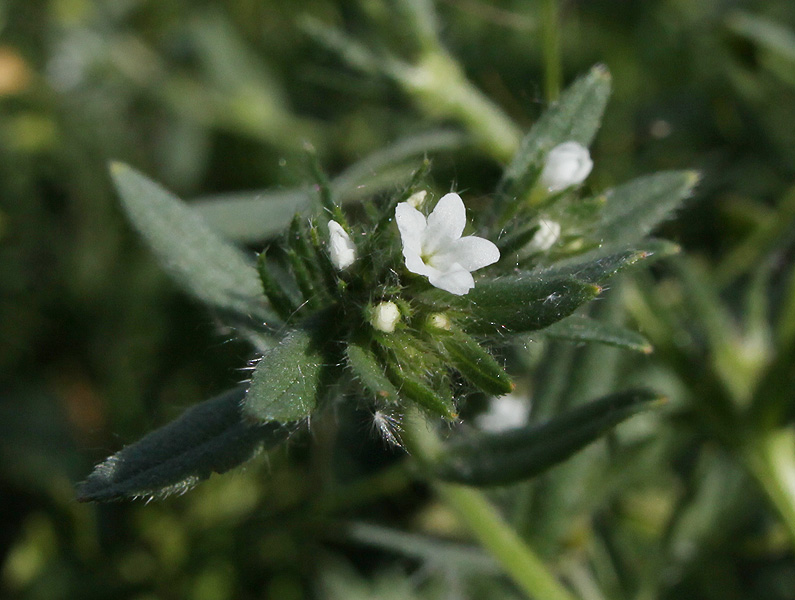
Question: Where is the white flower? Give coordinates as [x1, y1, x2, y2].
[371, 301, 401, 333]
[539, 141, 593, 192]
[328, 220, 356, 270]
[395, 192, 500, 296]
[476, 393, 530, 432]
[529, 219, 561, 251]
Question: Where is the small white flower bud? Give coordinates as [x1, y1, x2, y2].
[328, 220, 356, 270]
[427, 313, 452, 331]
[529, 219, 561, 251]
[407, 190, 427, 209]
[539, 141, 593, 192]
[371, 301, 401, 333]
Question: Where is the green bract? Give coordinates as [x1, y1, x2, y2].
[78, 66, 698, 502]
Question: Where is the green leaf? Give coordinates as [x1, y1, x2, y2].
[597, 171, 699, 245]
[244, 328, 326, 423]
[110, 163, 272, 323]
[76, 388, 286, 502]
[342, 522, 499, 573]
[434, 389, 662, 486]
[540, 239, 680, 284]
[748, 339, 795, 430]
[542, 316, 652, 353]
[192, 129, 469, 242]
[498, 64, 611, 202]
[726, 11, 795, 63]
[346, 341, 400, 402]
[425, 276, 601, 335]
[438, 330, 514, 395]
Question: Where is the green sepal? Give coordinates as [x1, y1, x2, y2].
[244, 327, 326, 423]
[434, 389, 663, 486]
[438, 330, 514, 396]
[386, 365, 458, 421]
[346, 340, 400, 402]
[376, 333, 458, 420]
[418, 276, 601, 335]
[497, 64, 612, 204]
[596, 171, 699, 245]
[542, 316, 653, 353]
[77, 388, 287, 502]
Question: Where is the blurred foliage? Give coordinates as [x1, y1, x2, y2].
[1, 0, 794, 599]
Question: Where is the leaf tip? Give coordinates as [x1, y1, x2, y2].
[591, 63, 612, 81]
[685, 170, 701, 188]
[652, 394, 669, 407]
[109, 161, 129, 177]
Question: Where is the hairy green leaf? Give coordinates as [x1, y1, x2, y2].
[427, 276, 601, 335]
[110, 163, 272, 323]
[192, 129, 469, 242]
[435, 389, 662, 486]
[539, 239, 680, 284]
[542, 316, 652, 353]
[77, 388, 286, 502]
[244, 328, 326, 423]
[597, 171, 699, 244]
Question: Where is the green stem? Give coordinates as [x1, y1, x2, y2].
[542, 0, 562, 103]
[392, 52, 523, 163]
[403, 410, 577, 600]
[743, 428, 795, 551]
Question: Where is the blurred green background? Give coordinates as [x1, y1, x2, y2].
[1, 0, 794, 598]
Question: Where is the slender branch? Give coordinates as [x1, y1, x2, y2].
[402, 409, 578, 600]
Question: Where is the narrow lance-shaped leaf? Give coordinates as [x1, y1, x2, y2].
[110, 163, 272, 323]
[542, 315, 653, 353]
[497, 64, 612, 203]
[538, 239, 680, 284]
[244, 328, 326, 423]
[434, 389, 663, 486]
[192, 129, 469, 243]
[77, 388, 287, 502]
[596, 171, 699, 245]
[418, 276, 601, 335]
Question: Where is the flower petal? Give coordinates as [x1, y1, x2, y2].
[403, 248, 434, 277]
[428, 264, 475, 296]
[395, 202, 426, 254]
[328, 220, 357, 270]
[423, 193, 466, 254]
[434, 235, 500, 272]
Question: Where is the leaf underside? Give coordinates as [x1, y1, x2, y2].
[77, 388, 286, 502]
